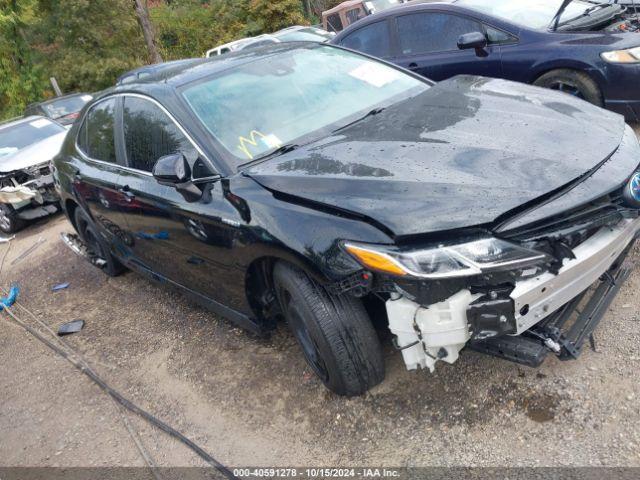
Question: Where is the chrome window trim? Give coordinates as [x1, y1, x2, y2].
[75, 92, 215, 179]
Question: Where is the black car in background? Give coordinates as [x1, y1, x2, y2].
[24, 92, 93, 127]
[53, 43, 640, 396]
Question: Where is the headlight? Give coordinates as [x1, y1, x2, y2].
[343, 238, 550, 279]
[601, 47, 640, 63]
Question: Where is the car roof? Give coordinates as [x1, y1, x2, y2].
[118, 58, 207, 82]
[116, 43, 324, 90]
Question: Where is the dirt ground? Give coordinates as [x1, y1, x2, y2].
[1, 126, 639, 470]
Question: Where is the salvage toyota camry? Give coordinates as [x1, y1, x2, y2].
[53, 43, 640, 396]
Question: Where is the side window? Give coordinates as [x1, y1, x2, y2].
[123, 96, 196, 173]
[326, 13, 343, 33]
[397, 12, 482, 55]
[81, 98, 117, 163]
[341, 21, 391, 57]
[486, 26, 516, 44]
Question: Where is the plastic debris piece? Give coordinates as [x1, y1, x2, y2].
[57, 319, 85, 336]
[0, 235, 15, 243]
[136, 231, 170, 240]
[0, 285, 19, 311]
[52, 282, 70, 292]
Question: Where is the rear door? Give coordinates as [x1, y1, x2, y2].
[392, 11, 502, 81]
[74, 97, 131, 247]
[116, 95, 239, 306]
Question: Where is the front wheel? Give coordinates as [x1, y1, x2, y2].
[533, 69, 603, 106]
[0, 204, 25, 234]
[273, 262, 384, 396]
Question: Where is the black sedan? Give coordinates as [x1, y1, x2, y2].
[332, 0, 640, 120]
[53, 43, 640, 396]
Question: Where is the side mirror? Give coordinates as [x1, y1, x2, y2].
[458, 31, 488, 51]
[152, 153, 190, 185]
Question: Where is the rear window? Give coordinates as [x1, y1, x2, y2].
[0, 118, 64, 159]
[78, 98, 117, 163]
[43, 95, 92, 119]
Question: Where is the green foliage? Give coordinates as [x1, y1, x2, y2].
[0, 0, 47, 119]
[248, 0, 306, 33]
[0, 0, 316, 120]
[34, 0, 147, 93]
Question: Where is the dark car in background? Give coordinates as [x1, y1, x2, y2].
[24, 92, 93, 127]
[54, 43, 640, 396]
[333, 0, 640, 120]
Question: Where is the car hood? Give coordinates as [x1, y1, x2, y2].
[0, 131, 67, 173]
[246, 76, 628, 238]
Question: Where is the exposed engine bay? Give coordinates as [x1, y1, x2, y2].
[603, 17, 640, 32]
[0, 162, 59, 220]
[556, 1, 640, 32]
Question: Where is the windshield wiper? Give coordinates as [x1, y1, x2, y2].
[257, 143, 300, 160]
[332, 107, 386, 134]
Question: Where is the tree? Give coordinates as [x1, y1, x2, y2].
[248, 0, 306, 33]
[0, 0, 45, 118]
[133, 0, 163, 63]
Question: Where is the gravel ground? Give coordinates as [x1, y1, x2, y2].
[0, 125, 639, 469]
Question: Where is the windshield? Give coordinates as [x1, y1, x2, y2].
[182, 45, 427, 165]
[275, 28, 333, 42]
[456, 0, 603, 29]
[43, 94, 92, 119]
[0, 118, 64, 159]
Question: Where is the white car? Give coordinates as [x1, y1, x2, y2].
[205, 26, 334, 58]
[0, 116, 67, 233]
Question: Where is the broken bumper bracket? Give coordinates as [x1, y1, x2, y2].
[469, 245, 634, 368]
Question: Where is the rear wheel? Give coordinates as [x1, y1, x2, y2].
[74, 208, 125, 277]
[533, 69, 603, 106]
[0, 204, 25, 234]
[273, 262, 384, 396]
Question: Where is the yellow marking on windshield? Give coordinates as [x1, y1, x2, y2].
[237, 130, 282, 160]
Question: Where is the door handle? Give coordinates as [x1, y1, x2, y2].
[408, 62, 419, 70]
[119, 185, 135, 201]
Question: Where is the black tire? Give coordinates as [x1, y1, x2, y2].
[533, 69, 603, 106]
[74, 207, 125, 277]
[0, 204, 25, 234]
[273, 262, 384, 396]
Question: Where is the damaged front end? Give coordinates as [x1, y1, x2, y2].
[339, 185, 640, 373]
[0, 162, 59, 221]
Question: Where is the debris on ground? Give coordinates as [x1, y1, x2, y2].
[57, 319, 85, 336]
[52, 282, 70, 292]
[10, 237, 45, 266]
[0, 285, 19, 311]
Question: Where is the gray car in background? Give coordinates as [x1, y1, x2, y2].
[0, 116, 66, 233]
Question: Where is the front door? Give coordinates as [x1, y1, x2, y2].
[116, 95, 241, 308]
[392, 11, 503, 81]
